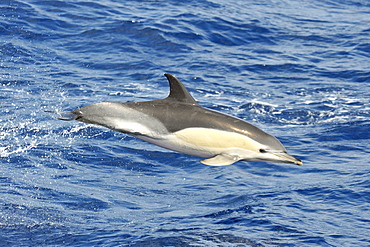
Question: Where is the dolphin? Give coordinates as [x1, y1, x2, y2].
[59, 73, 302, 166]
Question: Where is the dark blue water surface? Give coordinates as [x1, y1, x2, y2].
[1, 0, 370, 246]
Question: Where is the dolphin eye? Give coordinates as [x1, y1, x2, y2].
[259, 149, 267, 153]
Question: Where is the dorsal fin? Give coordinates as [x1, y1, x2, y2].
[164, 73, 199, 105]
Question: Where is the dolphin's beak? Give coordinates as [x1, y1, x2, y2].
[58, 111, 78, 121]
[271, 152, 303, 166]
[45, 110, 78, 121]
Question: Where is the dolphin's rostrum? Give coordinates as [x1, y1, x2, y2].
[60, 74, 302, 166]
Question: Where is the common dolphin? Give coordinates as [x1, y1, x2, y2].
[60, 73, 302, 166]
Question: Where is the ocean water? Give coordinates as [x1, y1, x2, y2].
[1, 0, 370, 246]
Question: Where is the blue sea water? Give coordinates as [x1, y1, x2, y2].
[1, 0, 370, 246]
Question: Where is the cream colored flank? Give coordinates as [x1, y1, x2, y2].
[173, 128, 261, 152]
[137, 127, 266, 166]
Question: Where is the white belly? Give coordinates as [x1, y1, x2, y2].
[136, 127, 263, 160]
